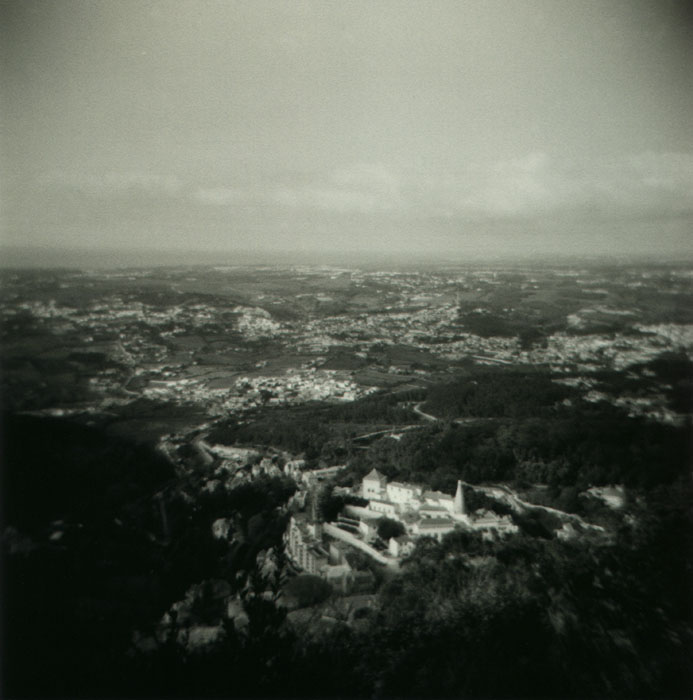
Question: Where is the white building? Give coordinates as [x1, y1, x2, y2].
[388, 535, 416, 557]
[358, 472, 517, 545]
[358, 518, 380, 541]
[411, 518, 456, 541]
[423, 490, 455, 513]
[386, 481, 423, 508]
[284, 459, 306, 478]
[369, 500, 398, 517]
[468, 509, 517, 534]
[362, 468, 387, 499]
[285, 514, 329, 575]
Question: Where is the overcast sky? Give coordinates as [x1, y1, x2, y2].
[2, 0, 692, 265]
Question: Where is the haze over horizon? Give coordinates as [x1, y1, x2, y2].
[2, 0, 692, 267]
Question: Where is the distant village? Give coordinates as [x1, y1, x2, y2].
[5, 265, 692, 425]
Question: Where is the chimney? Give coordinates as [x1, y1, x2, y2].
[454, 480, 465, 516]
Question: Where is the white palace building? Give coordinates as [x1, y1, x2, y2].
[360, 468, 517, 543]
[284, 468, 517, 581]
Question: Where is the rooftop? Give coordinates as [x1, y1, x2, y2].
[417, 518, 455, 528]
[388, 481, 418, 490]
[424, 490, 453, 501]
[364, 468, 387, 482]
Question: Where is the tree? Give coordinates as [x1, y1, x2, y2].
[283, 574, 332, 608]
[377, 517, 405, 541]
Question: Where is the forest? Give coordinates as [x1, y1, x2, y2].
[208, 364, 691, 509]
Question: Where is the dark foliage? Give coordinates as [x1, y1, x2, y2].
[1, 412, 174, 530]
[422, 367, 573, 419]
[350, 408, 691, 502]
[206, 391, 421, 461]
[377, 517, 405, 541]
[1, 413, 297, 699]
[283, 574, 332, 608]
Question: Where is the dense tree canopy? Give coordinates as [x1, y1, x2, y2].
[377, 517, 405, 541]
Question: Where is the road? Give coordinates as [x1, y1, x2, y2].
[192, 436, 215, 466]
[352, 424, 422, 442]
[413, 402, 438, 422]
[413, 402, 491, 426]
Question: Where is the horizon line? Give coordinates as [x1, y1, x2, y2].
[1, 243, 693, 271]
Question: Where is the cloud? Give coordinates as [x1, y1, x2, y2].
[457, 152, 554, 217]
[273, 186, 381, 213]
[254, 152, 693, 221]
[271, 163, 404, 214]
[25, 152, 693, 229]
[194, 187, 247, 205]
[568, 152, 693, 218]
[37, 171, 184, 197]
[430, 151, 693, 220]
[627, 152, 693, 201]
[330, 163, 401, 198]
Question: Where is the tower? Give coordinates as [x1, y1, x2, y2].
[308, 488, 322, 539]
[453, 480, 466, 516]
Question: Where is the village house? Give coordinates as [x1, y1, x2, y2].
[283, 459, 306, 478]
[362, 468, 388, 499]
[368, 499, 398, 517]
[411, 517, 457, 541]
[386, 481, 423, 508]
[388, 535, 416, 558]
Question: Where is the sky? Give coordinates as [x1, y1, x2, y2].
[2, 0, 692, 266]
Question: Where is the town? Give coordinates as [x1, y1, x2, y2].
[3, 265, 692, 427]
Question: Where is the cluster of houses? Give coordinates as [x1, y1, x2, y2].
[232, 368, 374, 408]
[284, 468, 517, 586]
